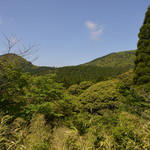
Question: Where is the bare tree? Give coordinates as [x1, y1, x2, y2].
[2, 33, 20, 54]
[2, 33, 39, 62]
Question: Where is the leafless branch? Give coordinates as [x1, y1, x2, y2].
[2, 33, 20, 53]
[2, 34, 39, 62]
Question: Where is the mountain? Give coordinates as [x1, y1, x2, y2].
[0, 53, 56, 75]
[83, 50, 135, 67]
[56, 50, 135, 87]
[0, 53, 33, 67]
[0, 50, 135, 87]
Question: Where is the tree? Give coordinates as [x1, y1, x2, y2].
[133, 6, 150, 85]
[0, 34, 38, 117]
[2, 34, 38, 61]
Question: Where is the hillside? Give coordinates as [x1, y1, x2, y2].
[0, 50, 135, 87]
[83, 50, 135, 67]
[56, 50, 135, 87]
[0, 53, 33, 67]
[0, 53, 56, 75]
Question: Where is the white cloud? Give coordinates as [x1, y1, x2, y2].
[85, 21, 97, 30]
[85, 20, 104, 40]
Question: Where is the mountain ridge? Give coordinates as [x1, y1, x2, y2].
[82, 50, 135, 67]
[0, 50, 135, 87]
[0, 50, 135, 69]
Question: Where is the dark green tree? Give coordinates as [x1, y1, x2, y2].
[133, 6, 150, 84]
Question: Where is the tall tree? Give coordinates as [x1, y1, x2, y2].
[133, 6, 150, 85]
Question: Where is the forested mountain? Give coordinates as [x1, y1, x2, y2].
[0, 53, 56, 75]
[0, 50, 135, 87]
[83, 50, 135, 67]
[0, 53, 33, 69]
[56, 50, 135, 87]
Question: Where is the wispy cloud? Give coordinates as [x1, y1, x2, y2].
[85, 21, 104, 40]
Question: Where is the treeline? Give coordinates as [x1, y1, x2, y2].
[56, 65, 134, 87]
[0, 50, 135, 88]
[31, 50, 135, 87]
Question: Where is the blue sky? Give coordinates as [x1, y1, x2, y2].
[0, 0, 149, 67]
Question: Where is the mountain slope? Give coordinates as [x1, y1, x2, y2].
[0, 53, 33, 67]
[0, 53, 56, 75]
[56, 50, 135, 87]
[83, 50, 135, 67]
[0, 50, 135, 87]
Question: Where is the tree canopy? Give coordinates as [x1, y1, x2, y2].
[134, 6, 150, 85]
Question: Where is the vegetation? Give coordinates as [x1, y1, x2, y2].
[0, 6, 150, 150]
[83, 50, 135, 67]
[134, 6, 150, 85]
[0, 50, 135, 88]
[55, 50, 135, 87]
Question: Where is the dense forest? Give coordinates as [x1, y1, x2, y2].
[0, 6, 150, 150]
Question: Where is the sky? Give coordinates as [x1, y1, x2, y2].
[0, 0, 149, 67]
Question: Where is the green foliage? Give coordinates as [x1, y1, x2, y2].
[0, 57, 30, 116]
[118, 69, 133, 87]
[111, 112, 150, 149]
[84, 50, 135, 68]
[118, 82, 150, 113]
[23, 114, 51, 150]
[68, 80, 124, 137]
[55, 50, 135, 87]
[22, 74, 73, 120]
[0, 115, 28, 150]
[67, 84, 80, 95]
[0, 115, 12, 149]
[0, 55, 74, 121]
[67, 81, 93, 96]
[51, 126, 83, 150]
[0, 53, 56, 76]
[1, 56, 150, 149]
[134, 6, 150, 85]
[78, 80, 123, 114]
[56, 64, 133, 88]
